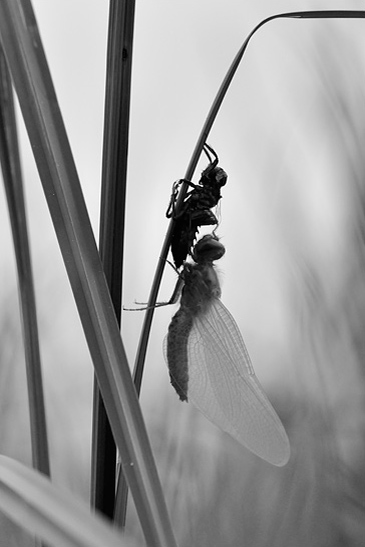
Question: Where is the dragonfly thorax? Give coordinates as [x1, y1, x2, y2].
[181, 262, 221, 316]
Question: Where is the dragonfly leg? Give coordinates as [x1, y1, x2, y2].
[123, 274, 184, 311]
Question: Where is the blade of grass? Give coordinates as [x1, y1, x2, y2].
[132, 8, 365, 403]
[91, 0, 136, 522]
[0, 47, 50, 478]
[0, 455, 137, 547]
[0, 1, 177, 546]
[97, 0, 136, 528]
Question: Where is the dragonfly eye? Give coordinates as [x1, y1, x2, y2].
[192, 234, 225, 263]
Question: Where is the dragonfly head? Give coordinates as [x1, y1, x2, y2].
[200, 144, 227, 191]
[192, 234, 225, 263]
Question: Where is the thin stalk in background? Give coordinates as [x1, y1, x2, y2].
[0, 1, 177, 545]
[0, 47, 50, 478]
[91, 0, 136, 524]
[132, 8, 365, 402]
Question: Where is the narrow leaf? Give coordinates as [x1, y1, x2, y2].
[0, 456, 136, 547]
[0, 47, 50, 477]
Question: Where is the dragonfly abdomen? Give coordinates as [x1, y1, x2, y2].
[166, 307, 194, 401]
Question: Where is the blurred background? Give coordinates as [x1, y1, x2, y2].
[1, 0, 365, 545]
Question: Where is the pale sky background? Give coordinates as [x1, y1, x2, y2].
[1, 0, 365, 490]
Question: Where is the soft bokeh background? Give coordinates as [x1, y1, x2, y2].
[1, 0, 365, 545]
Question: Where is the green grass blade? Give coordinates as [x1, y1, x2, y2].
[0, 1, 176, 546]
[0, 456, 135, 547]
[0, 48, 50, 478]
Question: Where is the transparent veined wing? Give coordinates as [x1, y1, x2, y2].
[165, 298, 290, 466]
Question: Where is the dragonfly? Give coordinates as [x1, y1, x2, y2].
[166, 143, 227, 269]
[164, 234, 290, 466]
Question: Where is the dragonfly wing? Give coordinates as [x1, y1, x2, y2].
[185, 299, 290, 466]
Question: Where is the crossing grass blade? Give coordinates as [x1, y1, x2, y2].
[0, 456, 136, 547]
[0, 48, 50, 478]
[0, 1, 177, 546]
